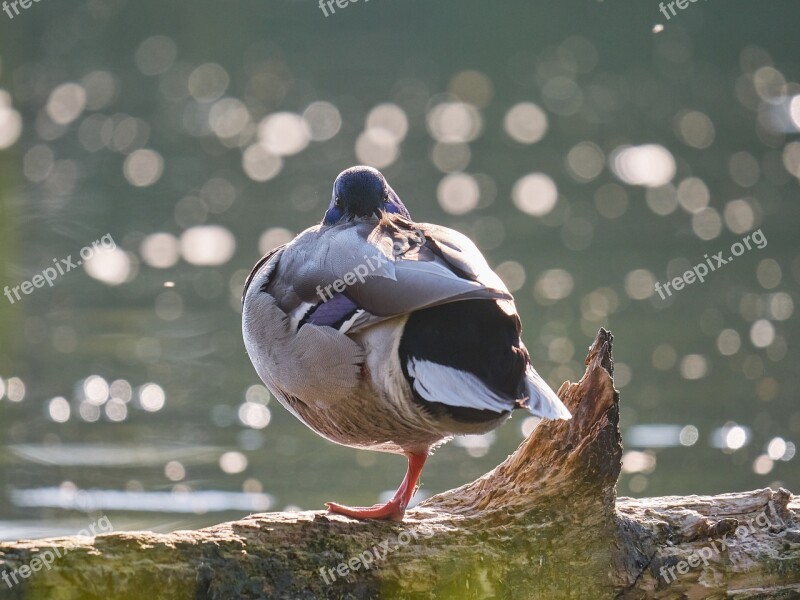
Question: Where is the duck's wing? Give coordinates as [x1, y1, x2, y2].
[242, 243, 366, 417]
[253, 215, 514, 335]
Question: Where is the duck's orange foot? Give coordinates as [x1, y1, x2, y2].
[324, 451, 428, 522]
[325, 499, 406, 521]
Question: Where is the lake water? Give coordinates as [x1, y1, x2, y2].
[0, 0, 798, 541]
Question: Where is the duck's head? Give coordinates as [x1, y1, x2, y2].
[323, 166, 410, 225]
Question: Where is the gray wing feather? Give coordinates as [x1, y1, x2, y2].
[261, 216, 513, 333]
[242, 291, 365, 414]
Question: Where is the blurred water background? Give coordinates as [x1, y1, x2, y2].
[0, 0, 798, 539]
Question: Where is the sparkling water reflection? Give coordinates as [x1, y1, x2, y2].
[0, 1, 798, 540]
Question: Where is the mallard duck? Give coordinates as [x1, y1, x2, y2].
[242, 166, 571, 521]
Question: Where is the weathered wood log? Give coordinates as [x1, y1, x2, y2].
[1, 329, 798, 600]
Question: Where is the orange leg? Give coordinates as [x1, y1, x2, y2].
[326, 451, 428, 521]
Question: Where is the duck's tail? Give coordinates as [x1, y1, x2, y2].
[522, 366, 572, 420]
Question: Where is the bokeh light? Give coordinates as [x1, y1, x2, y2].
[512, 173, 558, 216]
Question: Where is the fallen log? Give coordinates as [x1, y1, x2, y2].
[1, 329, 798, 600]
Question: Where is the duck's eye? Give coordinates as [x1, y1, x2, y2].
[334, 196, 342, 208]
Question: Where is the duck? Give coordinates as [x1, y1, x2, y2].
[242, 165, 571, 521]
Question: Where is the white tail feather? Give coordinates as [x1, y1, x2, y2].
[524, 367, 572, 420]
